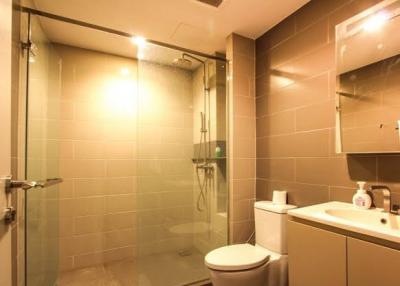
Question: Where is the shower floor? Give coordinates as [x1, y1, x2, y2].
[57, 250, 209, 286]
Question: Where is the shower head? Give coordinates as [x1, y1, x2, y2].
[173, 57, 192, 68]
[173, 53, 206, 69]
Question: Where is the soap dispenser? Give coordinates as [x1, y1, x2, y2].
[352, 181, 372, 209]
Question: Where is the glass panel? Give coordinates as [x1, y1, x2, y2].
[136, 43, 228, 285]
[25, 14, 62, 286]
[23, 11, 227, 286]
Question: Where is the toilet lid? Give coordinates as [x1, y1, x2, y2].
[205, 244, 270, 271]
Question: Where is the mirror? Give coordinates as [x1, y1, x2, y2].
[336, 0, 400, 153]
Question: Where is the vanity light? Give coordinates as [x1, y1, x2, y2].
[363, 12, 389, 32]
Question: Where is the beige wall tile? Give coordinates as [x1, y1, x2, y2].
[73, 233, 103, 255]
[74, 215, 104, 235]
[74, 178, 106, 197]
[103, 212, 136, 231]
[234, 96, 256, 117]
[232, 199, 251, 221]
[232, 34, 255, 58]
[293, 130, 330, 157]
[256, 15, 296, 53]
[295, 100, 335, 131]
[106, 160, 136, 177]
[232, 179, 256, 200]
[75, 197, 105, 216]
[294, 0, 348, 32]
[228, 34, 256, 243]
[257, 158, 295, 181]
[105, 194, 136, 213]
[257, 110, 295, 136]
[103, 229, 136, 249]
[233, 137, 256, 158]
[269, 19, 329, 67]
[74, 141, 105, 159]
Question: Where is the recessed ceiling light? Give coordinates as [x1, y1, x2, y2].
[131, 36, 147, 48]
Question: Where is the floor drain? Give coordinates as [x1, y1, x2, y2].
[178, 249, 193, 256]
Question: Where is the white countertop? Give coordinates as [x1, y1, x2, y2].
[288, 201, 400, 244]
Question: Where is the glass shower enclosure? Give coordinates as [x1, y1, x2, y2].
[20, 7, 228, 286]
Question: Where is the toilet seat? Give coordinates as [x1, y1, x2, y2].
[205, 243, 270, 271]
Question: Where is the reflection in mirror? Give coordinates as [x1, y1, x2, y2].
[336, 0, 400, 153]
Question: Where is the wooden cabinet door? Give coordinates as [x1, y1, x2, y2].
[288, 221, 347, 286]
[348, 237, 400, 286]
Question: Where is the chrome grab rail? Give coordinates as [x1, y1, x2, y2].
[5, 177, 63, 193]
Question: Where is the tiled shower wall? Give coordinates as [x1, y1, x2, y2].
[56, 44, 138, 271]
[255, 0, 400, 207]
[227, 34, 256, 244]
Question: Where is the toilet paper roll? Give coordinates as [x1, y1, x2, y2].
[272, 190, 287, 205]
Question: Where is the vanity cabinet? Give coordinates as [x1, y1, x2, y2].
[348, 237, 400, 286]
[288, 221, 400, 286]
[287, 221, 347, 286]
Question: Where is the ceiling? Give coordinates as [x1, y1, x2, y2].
[29, 0, 309, 55]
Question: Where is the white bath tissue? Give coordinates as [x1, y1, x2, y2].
[272, 190, 287, 205]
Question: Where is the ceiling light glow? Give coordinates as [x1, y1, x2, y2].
[120, 67, 130, 76]
[131, 36, 147, 48]
[137, 51, 144, 60]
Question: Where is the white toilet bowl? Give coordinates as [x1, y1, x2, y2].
[205, 243, 287, 286]
[205, 201, 296, 286]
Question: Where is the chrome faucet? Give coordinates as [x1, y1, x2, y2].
[369, 185, 392, 213]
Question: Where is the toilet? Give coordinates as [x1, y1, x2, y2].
[205, 201, 296, 286]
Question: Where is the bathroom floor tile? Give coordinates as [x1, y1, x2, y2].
[57, 249, 209, 286]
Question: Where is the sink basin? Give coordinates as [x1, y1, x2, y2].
[288, 201, 400, 243]
[325, 208, 400, 231]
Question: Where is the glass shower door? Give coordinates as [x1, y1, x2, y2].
[136, 43, 228, 286]
[23, 14, 62, 286]
[21, 8, 228, 286]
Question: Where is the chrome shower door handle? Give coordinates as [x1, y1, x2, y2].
[3, 176, 63, 193]
[1, 176, 63, 225]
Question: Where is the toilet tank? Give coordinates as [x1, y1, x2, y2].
[254, 201, 296, 254]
